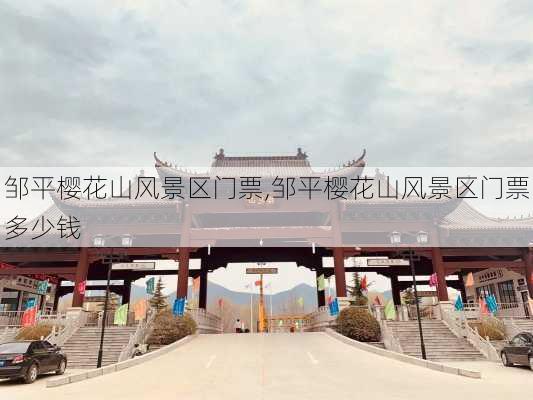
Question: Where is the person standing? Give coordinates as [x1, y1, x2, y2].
[234, 318, 242, 333]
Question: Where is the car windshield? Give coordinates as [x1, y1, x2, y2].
[0, 342, 31, 354]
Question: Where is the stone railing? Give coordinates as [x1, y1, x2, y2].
[189, 308, 222, 334]
[304, 306, 336, 332]
[118, 310, 157, 362]
[46, 308, 88, 347]
[0, 326, 20, 343]
[440, 302, 500, 362]
[380, 320, 403, 353]
[502, 318, 521, 339]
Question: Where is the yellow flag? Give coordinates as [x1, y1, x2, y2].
[465, 272, 474, 287]
[384, 300, 396, 320]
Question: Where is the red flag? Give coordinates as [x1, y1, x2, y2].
[77, 280, 86, 295]
[21, 307, 37, 327]
[361, 275, 368, 291]
[218, 298, 223, 308]
[254, 280, 261, 286]
[479, 298, 489, 315]
[373, 296, 382, 306]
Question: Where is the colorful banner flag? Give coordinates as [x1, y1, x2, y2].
[173, 297, 186, 317]
[218, 298, 223, 308]
[133, 300, 148, 321]
[21, 306, 37, 327]
[373, 295, 382, 306]
[328, 298, 339, 316]
[255, 280, 261, 286]
[361, 275, 368, 291]
[24, 298, 36, 310]
[317, 274, 325, 291]
[114, 304, 128, 326]
[146, 277, 155, 295]
[77, 280, 86, 296]
[479, 298, 489, 315]
[384, 300, 396, 320]
[454, 295, 464, 311]
[36, 280, 48, 295]
[486, 294, 498, 314]
[428, 273, 438, 288]
[465, 272, 474, 287]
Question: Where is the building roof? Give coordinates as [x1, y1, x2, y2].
[154, 148, 366, 178]
[439, 201, 533, 230]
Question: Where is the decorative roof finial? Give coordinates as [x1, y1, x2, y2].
[296, 147, 307, 159]
[215, 148, 225, 160]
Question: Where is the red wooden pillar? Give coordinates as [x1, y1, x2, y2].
[176, 247, 190, 300]
[432, 247, 448, 301]
[525, 248, 533, 299]
[72, 247, 89, 308]
[333, 248, 347, 297]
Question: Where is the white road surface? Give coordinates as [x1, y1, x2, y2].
[1, 332, 532, 400]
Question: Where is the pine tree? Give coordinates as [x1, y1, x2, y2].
[150, 277, 168, 312]
[347, 272, 369, 305]
[401, 287, 419, 305]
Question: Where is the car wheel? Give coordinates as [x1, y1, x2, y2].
[56, 359, 66, 375]
[23, 364, 38, 384]
[501, 352, 512, 367]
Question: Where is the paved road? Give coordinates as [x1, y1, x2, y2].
[1, 333, 532, 400]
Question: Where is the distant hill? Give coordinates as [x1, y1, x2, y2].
[131, 281, 324, 314]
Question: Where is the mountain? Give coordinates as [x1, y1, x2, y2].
[131, 281, 322, 314]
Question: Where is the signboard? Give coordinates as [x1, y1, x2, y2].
[366, 258, 410, 267]
[416, 291, 438, 298]
[246, 267, 278, 274]
[112, 262, 156, 271]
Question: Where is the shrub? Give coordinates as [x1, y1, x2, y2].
[336, 307, 381, 342]
[469, 316, 505, 340]
[146, 310, 197, 346]
[16, 323, 54, 340]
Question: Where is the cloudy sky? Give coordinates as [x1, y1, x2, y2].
[1, 1, 532, 294]
[1, 0, 532, 168]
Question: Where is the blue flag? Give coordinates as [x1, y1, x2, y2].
[454, 295, 464, 311]
[173, 297, 186, 317]
[146, 277, 155, 295]
[486, 294, 498, 314]
[329, 298, 339, 316]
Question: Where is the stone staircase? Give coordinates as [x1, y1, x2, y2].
[510, 319, 533, 335]
[387, 320, 485, 361]
[61, 326, 137, 369]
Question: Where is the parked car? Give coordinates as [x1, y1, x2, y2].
[500, 332, 533, 369]
[0, 340, 67, 384]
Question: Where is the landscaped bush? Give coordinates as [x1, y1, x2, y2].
[16, 323, 54, 340]
[336, 307, 381, 342]
[469, 316, 505, 340]
[146, 310, 197, 346]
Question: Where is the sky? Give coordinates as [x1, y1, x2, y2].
[1, 0, 532, 294]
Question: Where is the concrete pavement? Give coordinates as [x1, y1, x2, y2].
[1, 332, 532, 399]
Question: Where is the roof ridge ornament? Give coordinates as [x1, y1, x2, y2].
[215, 148, 225, 160]
[296, 147, 308, 159]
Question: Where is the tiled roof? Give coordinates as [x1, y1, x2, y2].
[440, 201, 533, 230]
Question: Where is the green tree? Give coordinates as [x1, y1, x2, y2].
[150, 277, 168, 312]
[401, 287, 419, 305]
[347, 272, 369, 305]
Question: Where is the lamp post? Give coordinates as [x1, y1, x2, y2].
[94, 234, 132, 369]
[389, 230, 427, 360]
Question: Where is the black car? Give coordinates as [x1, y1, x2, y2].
[0, 340, 67, 384]
[501, 332, 533, 370]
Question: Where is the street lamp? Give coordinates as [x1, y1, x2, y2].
[94, 234, 132, 369]
[389, 231, 427, 360]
